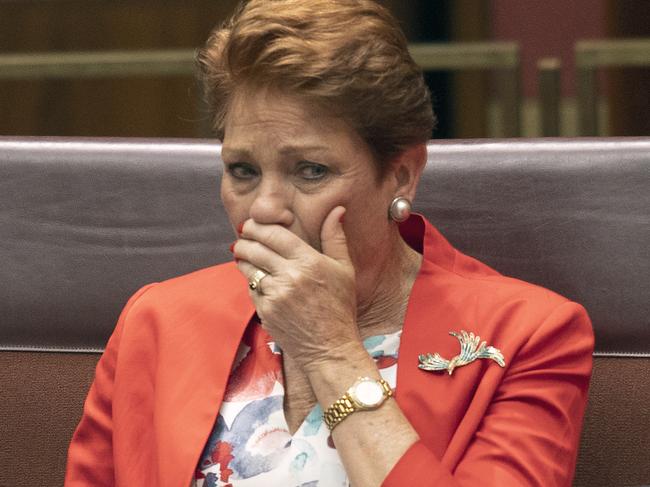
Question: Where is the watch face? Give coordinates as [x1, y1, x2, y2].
[353, 379, 384, 407]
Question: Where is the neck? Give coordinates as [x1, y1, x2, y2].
[355, 228, 422, 337]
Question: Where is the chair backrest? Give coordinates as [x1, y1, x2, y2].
[1, 137, 648, 486]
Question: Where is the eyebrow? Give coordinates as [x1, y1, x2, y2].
[221, 144, 329, 159]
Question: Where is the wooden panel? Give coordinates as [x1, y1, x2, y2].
[606, 0, 650, 136]
[450, 1, 489, 138]
[0, 0, 240, 137]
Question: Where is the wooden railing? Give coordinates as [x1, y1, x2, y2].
[3, 40, 649, 138]
[576, 39, 650, 136]
[0, 42, 522, 137]
[537, 57, 562, 137]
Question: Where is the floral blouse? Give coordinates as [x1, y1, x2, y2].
[192, 322, 401, 487]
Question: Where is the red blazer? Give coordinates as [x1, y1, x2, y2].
[65, 215, 594, 486]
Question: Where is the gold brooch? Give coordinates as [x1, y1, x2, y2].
[418, 330, 505, 376]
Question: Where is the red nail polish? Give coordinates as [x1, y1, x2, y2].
[229, 242, 235, 253]
[236, 222, 244, 235]
[339, 213, 345, 223]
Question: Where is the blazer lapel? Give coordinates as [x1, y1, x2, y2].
[154, 264, 256, 487]
[395, 215, 505, 465]
[395, 215, 473, 460]
[396, 257, 462, 459]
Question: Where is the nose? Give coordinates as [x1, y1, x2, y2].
[248, 176, 294, 227]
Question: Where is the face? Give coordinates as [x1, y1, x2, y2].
[220, 88, 401, 290]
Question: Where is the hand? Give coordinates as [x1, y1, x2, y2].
[233, 206, 361, 371]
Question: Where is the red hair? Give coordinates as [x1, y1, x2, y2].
[197, 0, 435, 173]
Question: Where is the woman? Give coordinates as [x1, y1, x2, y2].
[65, 1, 594, 486]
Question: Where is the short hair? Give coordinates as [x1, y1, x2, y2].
[197, 0, 435, 175]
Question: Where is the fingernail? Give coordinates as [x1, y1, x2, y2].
[339, 213, 345, 223]
[229, 242, 235, 253]
[237, 222, 244, 235]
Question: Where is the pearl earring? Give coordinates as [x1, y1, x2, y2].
[389, 196, 412, 222]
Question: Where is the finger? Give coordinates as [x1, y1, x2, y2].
[235, 259, 257, 282]
[233, 238, 285, 275]
[241, 219, 307, 259]
[320, 206, 351, 264]
[237, 260, 272, 295]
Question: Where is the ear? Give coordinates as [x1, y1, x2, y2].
[389, 143, 427, 202]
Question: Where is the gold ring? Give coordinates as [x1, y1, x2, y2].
[248, 269, 268, 292]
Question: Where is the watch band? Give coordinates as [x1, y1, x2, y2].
[323, 377, 393, 431]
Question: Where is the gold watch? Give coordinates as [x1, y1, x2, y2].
[323, 377, 393, 430]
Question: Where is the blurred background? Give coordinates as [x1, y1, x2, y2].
[1, 0, 648, 139]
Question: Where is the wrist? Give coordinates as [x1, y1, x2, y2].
[303, 340, 381, 408]
[323, 376, 393, 430]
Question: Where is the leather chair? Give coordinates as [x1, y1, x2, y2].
[1, 137, 648, 486]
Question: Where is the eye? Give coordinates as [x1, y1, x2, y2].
[296, 161, 329, 180]
[226, 163, 258, 180]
